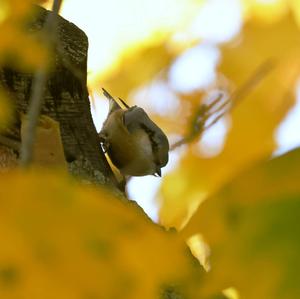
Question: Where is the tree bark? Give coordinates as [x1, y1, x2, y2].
[0, 5, 116, 186]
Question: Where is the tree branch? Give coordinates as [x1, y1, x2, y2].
[171, 60, 275, 151]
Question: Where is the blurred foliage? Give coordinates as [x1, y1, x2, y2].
[0, 171, 204, 299]
[182, 147, 300, 299]
[0, 0, 48, 70]
[0, 1, 300, 299]
[159, 10, 300, 230]
[100, 44, 175, 100]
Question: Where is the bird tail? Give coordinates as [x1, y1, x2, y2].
[102, 88, 121, 113]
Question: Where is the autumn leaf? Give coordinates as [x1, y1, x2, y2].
[0, 170, 205, 299]
[0, 0, 49, 70]
[20, 115, 67, 169]
[159, 14, 300, 229]
[182, 147, 300, 299]
[99, 44, 175, 101]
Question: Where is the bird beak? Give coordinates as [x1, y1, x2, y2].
[154, 168, 161, 177]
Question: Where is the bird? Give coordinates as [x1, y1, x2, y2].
[99, 88, 169, 177]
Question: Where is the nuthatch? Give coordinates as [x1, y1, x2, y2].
[99, 88, 169, 177]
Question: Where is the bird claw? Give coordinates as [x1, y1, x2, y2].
[99, 133, 110, 153]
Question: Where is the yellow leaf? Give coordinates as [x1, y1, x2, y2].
[21, 115, 67, 169]
[182, 148, 300, 299]
[0, 170, 204, 299]
[159, 15, 300, 229]
[98, 44, 175, 101]
[0, 1, 49, 71]
[290, 0, 300, 27]
[242, 0, 289, 23]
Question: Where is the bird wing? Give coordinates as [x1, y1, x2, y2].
[123, 107, 169, 166]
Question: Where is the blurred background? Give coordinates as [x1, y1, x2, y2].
[40, 0, 300, 226]
[1, 2, 300, 298]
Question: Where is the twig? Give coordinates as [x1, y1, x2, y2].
[170, 105, 209, 150]
[170, 59, 275, 151]
[204, 59, 275, 131]
[19, 0, 63, 167]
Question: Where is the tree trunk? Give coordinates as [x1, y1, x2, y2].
[0, 5, 116, 187]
